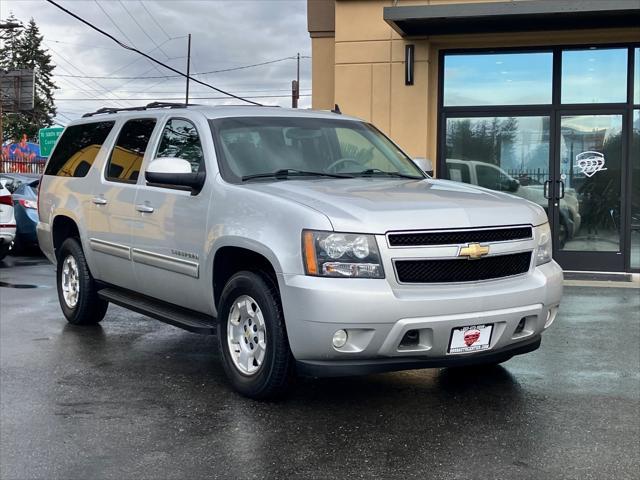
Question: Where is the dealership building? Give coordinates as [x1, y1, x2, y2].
[307, 0, 640, 274]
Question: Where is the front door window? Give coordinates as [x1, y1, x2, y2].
[558, 115, 623, 253]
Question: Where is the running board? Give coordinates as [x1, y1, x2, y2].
[98, 287, 217, 335]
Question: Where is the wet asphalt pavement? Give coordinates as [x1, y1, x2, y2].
[0, 255, 639, 480]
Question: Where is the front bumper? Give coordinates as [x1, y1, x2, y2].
[279, 260, 562, 376]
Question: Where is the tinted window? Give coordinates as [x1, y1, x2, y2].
[156, 118, 204, 173]
[45, 121, 115, 177]
[443, 52, 553, 106]
[561, 48, 628, 104]
[106, 119, 156, 183]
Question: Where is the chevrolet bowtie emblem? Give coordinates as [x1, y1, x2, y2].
[459, 243, 490, 260]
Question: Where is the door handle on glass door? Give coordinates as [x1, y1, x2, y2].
[92, 196, 107, 205]
[557, 180, 565, 199]
[543, 180, 552, 199]
[135, 204, 154, 213]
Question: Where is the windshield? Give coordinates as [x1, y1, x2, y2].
[209, 117, 425, 182]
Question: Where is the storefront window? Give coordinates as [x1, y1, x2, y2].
[632, 110, 640, 269]
[561, 48, 628, 104]
[635, 49, 640, 105]
[445, 116, 550, 196]
[443, 52, 553, 106]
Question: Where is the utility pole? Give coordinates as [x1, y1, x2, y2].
[291, 52, 300, 108]
[185, 33, 191, 105]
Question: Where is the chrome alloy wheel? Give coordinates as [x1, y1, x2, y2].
[227, 295, 267, 376]
[61, 255, 80, 308]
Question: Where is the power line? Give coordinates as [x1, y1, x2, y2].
[139, 0, 172, 40]
[118, 0, 170, 58]
[53, 55, 305, 79]
[45, 0, 261, 106]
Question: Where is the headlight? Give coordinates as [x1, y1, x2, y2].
[302, 230, 384, 278]
[535, 223, 552, 266]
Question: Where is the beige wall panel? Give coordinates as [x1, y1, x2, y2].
[335, 41, 391, 64]
[311, 37, 336, 110]
[335, 0, 392, 42]
[371, 63, 391, 133]
[389, 61, 429, 158]
[335, 64, 373, 121]
[391, 39, 429, 62]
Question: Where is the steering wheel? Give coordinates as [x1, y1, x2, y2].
[326, 157, 362, 173]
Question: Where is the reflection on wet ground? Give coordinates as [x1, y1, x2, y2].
[1, 256, 638, 479]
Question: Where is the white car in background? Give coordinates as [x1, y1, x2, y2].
[0, 179, 16, 261]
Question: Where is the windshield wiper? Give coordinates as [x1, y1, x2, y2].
[242, 169, 354, 182]
[354, 168, 424, 180]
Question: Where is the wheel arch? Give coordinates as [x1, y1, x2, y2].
[211, 242, 282, 313]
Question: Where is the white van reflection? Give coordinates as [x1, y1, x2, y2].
[446, 159, 580, 248]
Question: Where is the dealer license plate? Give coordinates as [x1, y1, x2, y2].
[448, 324, 493, 354]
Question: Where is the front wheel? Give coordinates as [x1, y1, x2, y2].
[56, 237, 108, 325]
[217, 271, 294, 399]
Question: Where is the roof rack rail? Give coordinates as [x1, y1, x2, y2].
[82, 101, 194, 118]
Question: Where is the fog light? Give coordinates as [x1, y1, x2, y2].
[332, 329, 348, 348]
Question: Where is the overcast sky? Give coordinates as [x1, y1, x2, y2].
[1, 0, 311, 124]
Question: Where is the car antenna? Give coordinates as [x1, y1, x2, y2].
[331, 104, 342, 114]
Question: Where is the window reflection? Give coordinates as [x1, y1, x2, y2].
[559, 115, 623, 252]
[635, 49, 640, 105]
[632, 110, 640, 269]
[445, 116, 553, 225]
[561, 48, 627, 104]
[443, 52, 553, 106]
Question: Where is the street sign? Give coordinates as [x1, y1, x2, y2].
[0, 69, 35, 112]
[38, 127, 64, 157]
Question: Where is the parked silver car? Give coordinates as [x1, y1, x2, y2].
[37, 103, 563, 399]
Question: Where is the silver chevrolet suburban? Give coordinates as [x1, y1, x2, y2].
[37, 102, 563, 399]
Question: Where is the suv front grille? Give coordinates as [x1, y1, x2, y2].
[388, 227, 532, 247]
[394, 252, 532, 283]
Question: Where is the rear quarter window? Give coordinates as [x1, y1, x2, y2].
[45, 121, 115, 177]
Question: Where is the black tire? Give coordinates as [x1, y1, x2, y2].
[0, 243, 10, 261]
[56, 237, 108, 325]
[217, 271, 294, 399]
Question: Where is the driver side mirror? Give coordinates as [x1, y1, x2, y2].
[145, 157, 205, 194]
[413, 157, 433, 176]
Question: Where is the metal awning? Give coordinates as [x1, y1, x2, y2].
[383, 0, 640, 37]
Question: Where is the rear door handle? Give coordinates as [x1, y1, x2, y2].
[92, 196, 107, 205]
[135, 204, 154, 213]
[557, 180, 565, 199]
[543, 180, 552, 199]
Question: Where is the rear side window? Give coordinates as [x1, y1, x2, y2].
[45, 121, 115, 177]
[106, 119, 157, 183]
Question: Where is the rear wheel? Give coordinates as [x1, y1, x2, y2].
[56, 238, 108, 325]
[217, 271, 293, 399]
[0, 243, 10, 261]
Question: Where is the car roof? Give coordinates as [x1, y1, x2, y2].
[68, 104, 362, 126]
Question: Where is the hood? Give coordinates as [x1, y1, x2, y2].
[244, 178, 548, 233]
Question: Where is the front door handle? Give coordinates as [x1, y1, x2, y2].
[92, 196, 107, 205]
[543, 180, 552, 199]
[557, 180, 565, 199]
[135, 204, 154, 213]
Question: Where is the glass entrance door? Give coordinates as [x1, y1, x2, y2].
[552, 113, 626, 271]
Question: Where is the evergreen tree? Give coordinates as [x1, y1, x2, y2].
[1, 16, 57, 143]
[0, 13, 22, 70]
